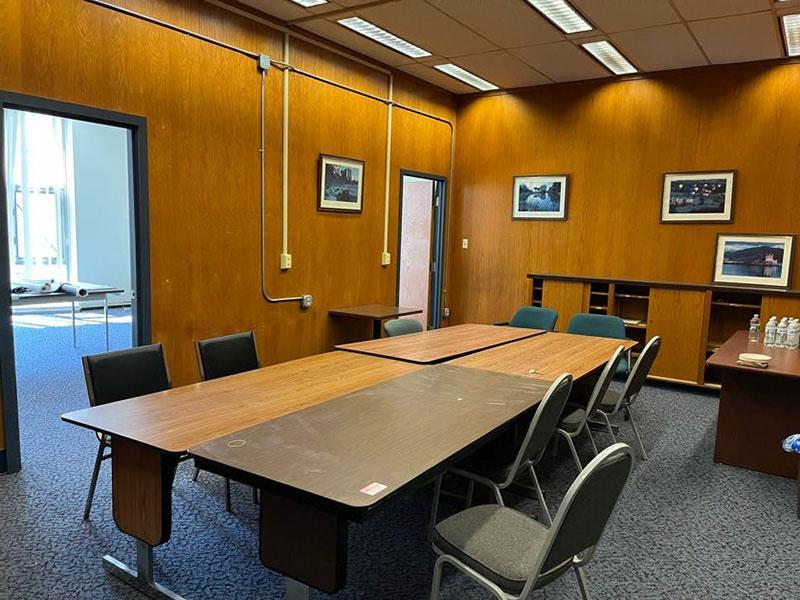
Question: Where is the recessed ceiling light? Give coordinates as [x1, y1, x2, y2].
[289, 0, 328, 7]
[782, 14, 800, 56]
[433, 64, 499, 91]
[527, 0, 593, 34]
[337, 17, 431, 58]
[581, 40, 638, 75]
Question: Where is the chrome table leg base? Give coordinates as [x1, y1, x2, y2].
[103, 540, 185, 600]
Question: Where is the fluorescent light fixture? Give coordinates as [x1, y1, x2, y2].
[289, 0, 328, 7]
[337, 17, 431, 58]
[581, 40, 637, 75]
[782, 14, 800, 56]
[433, 64, 499, 91]
[527, 0, 593, 34]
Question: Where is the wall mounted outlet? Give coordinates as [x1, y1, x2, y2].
[280, 253, 292, 270]
[301, 294, 313, 309]
[381, 252, 391, 266]
[462, 238, 469, 249]
[442, 307, 451, 318]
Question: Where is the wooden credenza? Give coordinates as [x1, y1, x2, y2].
[528, 273, 800, 388]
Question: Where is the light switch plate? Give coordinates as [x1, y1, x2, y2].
[381, 252, 391, 266]
[462, 239, 469, 249]
[280, 253, 292, 270]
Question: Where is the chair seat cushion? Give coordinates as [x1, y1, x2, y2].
[558, 404, 586, 434]
[433, 504, 549, 594]
[597, 390, 621, 413]
[455, 437, 519, 484]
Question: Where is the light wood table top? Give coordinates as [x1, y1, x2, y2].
[328, 304, 422, 320]
[449, 332, 637, 381]
[61, 351, 422, 453]
[707, 330, 800, 378]
[189, 365, 550, 517]
[335, 323, 543, 364]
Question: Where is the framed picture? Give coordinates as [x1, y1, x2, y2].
[512, 175, 568, 220]
[661, 171, 736, 223]
[713, 234, 796, 289]
[318, 154, 364, 213]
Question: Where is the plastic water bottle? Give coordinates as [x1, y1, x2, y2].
[748, 314, 761, 342]
[776, 318, 789, 348]
[788, 319, 800, 350]
[764, 316, 778, 347]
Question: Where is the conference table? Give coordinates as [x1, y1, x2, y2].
[62, 325, 631, 600]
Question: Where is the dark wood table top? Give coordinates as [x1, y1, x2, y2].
[189, 364, 550, 518]
[61, 352, 422, 453]
[706, 330, 800, 379]
[328, 304, 422, 320]
[449, 332, 637, 381]
[335, 323, 543, 364]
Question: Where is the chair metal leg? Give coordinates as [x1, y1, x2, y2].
[429, 476, 443, 542]
[83, 440, 107, 521]
[585, 426, 599, 456]
[191, 467, 200, 482]
[558, 430, 583, 473]
[528, 464, 552, 526]
[465, 480, 475, 507]
[490, 483, 504, 506]
[626, 404, 648, 460]
[574, 566, 591, 600]
[430, 556, 445, 600]
[599, 411, 617, 443]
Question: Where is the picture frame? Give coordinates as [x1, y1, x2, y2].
[712, 233, 796, 289]
[318, 154, 364, 213]
[512, 175, 568, 220]
[661, 171, 736, 223]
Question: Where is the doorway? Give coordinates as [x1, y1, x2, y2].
[0, 93, 150, 474]
[397, 171, 446, 330]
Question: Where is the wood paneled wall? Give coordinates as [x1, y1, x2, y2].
[0, 0, 455, 418]
[449, 63, 800, 325]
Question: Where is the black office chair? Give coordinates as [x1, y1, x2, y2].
[81, 343, 171, 521]
[193, 330, 260, 512]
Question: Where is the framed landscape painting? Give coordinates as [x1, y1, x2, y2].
[713, 234, 795, 289]
[661, 171, 735, 223]
[512, 175, 568, 220]
[318, 154, 364, 213]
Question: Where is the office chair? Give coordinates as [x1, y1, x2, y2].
[496, 306, 558, 331]
[384, 318, 424, 337]
[567, 313, 629, 376]
[81, 343, 171, 521]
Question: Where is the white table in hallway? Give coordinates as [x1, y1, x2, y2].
[11, 283, 125, 351]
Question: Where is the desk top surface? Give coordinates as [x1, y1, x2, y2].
[707, 330, 800, 378]
[335, 323, 543, 364]
[328, 304, 422, 320]
[189, 364, 550, 515]
[449, 332, 637, 381]
[61, 351, 422, 453]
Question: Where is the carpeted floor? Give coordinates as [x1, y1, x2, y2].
[1, 312, 798, 599]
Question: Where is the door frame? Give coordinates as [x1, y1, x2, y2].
[0, 91, 151, 474]
[396, 170, 447, 329]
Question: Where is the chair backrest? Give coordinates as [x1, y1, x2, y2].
[82, 344, 170, 407]
[195, 330, 260, 381]
[566, 313, 626, 340]
[577, 345, 625, 434]
[617, 336, 661, 409]
[524, 443, 634, 595]
[384, 318, 424, 337]
[504, 373, 573, 483]
[509, 306, 558, 332]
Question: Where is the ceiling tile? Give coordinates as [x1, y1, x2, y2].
[510, 41, 608, 82]
[235, 0, 309, 20]
[298, 18, 417, 65]
[571, 0, 680, 32]
[398, 63, 476, 93]
[356, 0, 497, 57]
[447, 51, 552, 88]
[672, 0, 772, 21]
[426, 0, 563, 49]
[611, 24, 708, 71]
[689, 12, 783, 64]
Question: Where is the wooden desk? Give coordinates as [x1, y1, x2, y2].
[449, 332, 637, 381]
[189, 365, 550, 597]
[328, 304, 422, 339]
[707, 330, 800, 478]
[60, 352, 421, 599]
[336, 323, 543, 364]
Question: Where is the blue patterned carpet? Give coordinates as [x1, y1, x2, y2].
[1, 312, 798, 599]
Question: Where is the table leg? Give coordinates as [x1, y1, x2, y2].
[103, 539, 185, 600]
[285, 577, 312, 600]
[104, 294, 110, 351]
[72, 301, 77, 347]
[372, 319, 383, 339]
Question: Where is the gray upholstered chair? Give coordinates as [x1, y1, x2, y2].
[384, 318, 424, 337]
[555, 345, 625, 472]
[193, 330, 261, 511]
[81, 344, 171, 521]
[591, 336, 661, 460]
[430, 373, 573, 529]
[429, 443, 634, 600]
